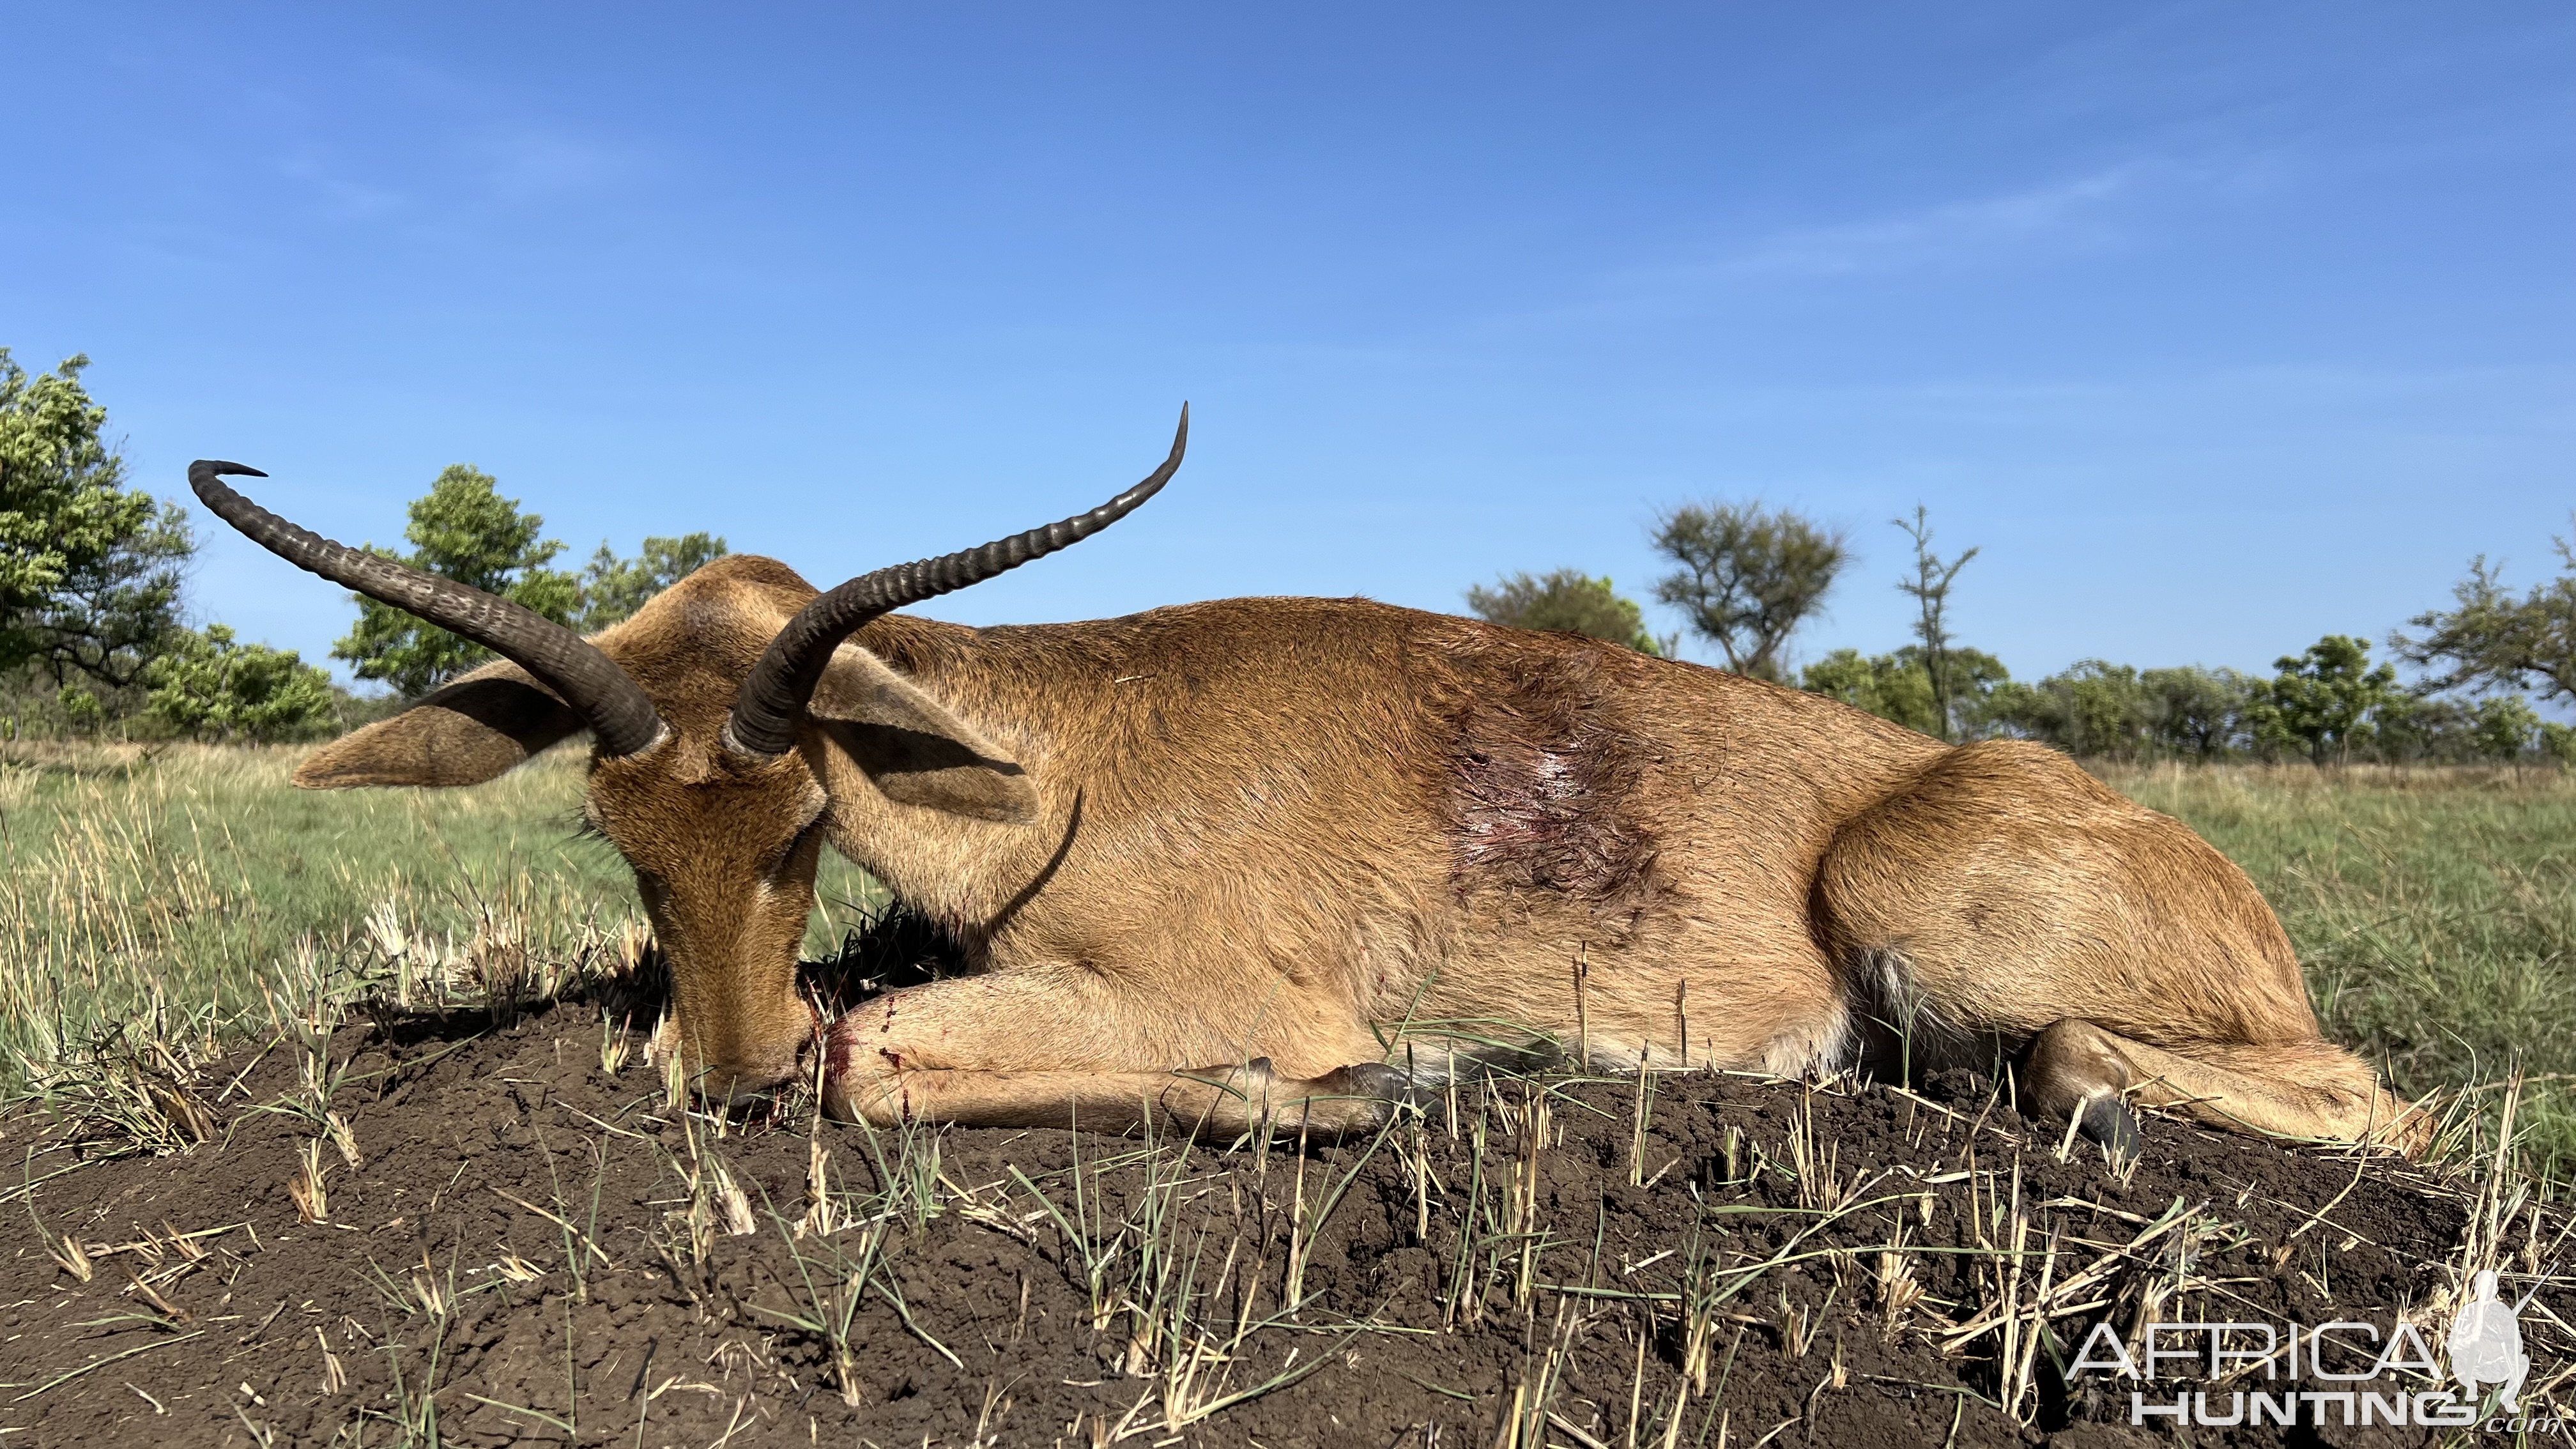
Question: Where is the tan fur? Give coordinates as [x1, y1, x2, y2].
[307, 554, 2425, 1150]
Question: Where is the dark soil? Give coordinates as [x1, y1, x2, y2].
[1, 984, 2556, 1448]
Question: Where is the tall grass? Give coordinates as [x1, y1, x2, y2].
[2111, 762, 2576, 1170]
[0, 742, 878, 1090]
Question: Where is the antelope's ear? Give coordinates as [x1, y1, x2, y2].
[808, 645, 1039, 825]
[294, 662, 584, 788]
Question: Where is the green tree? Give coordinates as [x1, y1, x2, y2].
[578, 532, 729, 631]
[332, 465, 579, 698]
[0, 350, 193, 689]
[145, 624, 338, 742]
[2249, 634, 2398, 765]
[1803, 645, 2008, 739]
[2140, 666, 2257, 759]
[1466, 569, 1660, 653]
[1991, 660, 2158, 760]
[57, 685, 102, 733]
[1937, 648, 2017, 739]
[1803, 648, 1931, 732]
[1650, 503, 1846, 678]
[2369, 695, 2472, 763]
[2393, 528, 2576, 705]
[2540, 721, 2576, 768]
[2469, 695, 2542, 763]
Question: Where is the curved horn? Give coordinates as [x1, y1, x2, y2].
[188, 461, 667, 757]
[726, 404, 1188, 758]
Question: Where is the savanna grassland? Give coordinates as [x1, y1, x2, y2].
[0, 744, 877, 1098]
[2, 744, 2570, 1447]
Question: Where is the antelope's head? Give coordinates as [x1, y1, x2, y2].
[190, 410, 1184, 1100]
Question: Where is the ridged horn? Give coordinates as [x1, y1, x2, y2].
[188, 461, 667, 757]
[725, 404, 1188, 758]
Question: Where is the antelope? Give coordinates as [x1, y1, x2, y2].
[190, 411, 2423, 1153]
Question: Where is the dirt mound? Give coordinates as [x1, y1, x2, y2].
[1, 988, 2557, 1448]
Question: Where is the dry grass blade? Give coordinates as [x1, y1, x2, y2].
[1939, 1194, 2196, 1352]
[287, 1138, 328, 1225]
[323, 1109, 362, 1169]
[47, 1226, 95, 1283]
[142, 1078, 217, 1145]
[315, 1326, 346, 1395]
[125, 1264, 190, 1324]
[1874, 1231, 1925, 1338]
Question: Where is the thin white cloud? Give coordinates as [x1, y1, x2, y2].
[273, 144, 409, 221]
[1466, 157, 2225, 338]
[260, 56, 640, 227]
[466, 123, 636, 201]
[1716, 163, 2149, 279]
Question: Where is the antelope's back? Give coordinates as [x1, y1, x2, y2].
[971, 597, 1945, 992]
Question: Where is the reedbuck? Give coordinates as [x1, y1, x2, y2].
[193, 411, 2421, 1153]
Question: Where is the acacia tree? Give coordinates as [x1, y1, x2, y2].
[1892, 506, 1979, 743]
[0, 350, 192, 691]
[1650, 503, 1846, 678]
[1466, 570, 1661, 653]
[2393, 530, 2576, 705]
[332, 465, 581, 698]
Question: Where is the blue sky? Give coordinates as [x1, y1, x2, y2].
[6, 4, 2570, 688]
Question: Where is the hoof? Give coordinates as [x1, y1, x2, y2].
[1331, 1061, 1408, 1100]
[2076, 1092, 2142, 1158]
[1322, 1062, 1444, 1125]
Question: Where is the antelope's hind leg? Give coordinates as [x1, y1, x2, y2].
[1814, 740, 2424, 1153]
[2025, 1020, 2426, 1153]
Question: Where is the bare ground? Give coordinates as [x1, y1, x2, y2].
[1, 944, 2564, 1448]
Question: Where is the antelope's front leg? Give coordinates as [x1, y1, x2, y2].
[816, 970, 1404, 1137]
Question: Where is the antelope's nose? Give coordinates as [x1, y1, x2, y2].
[693, 1052, 803, 1104]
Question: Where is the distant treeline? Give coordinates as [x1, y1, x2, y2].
[1801, 641, 2571, 766]
[1472, 502, 2576, 767]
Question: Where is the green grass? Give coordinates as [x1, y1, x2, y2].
[0, 742, 880, 1085]
[6, 742, 2568, 1170]
[2112, 762, 2576, 1170]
